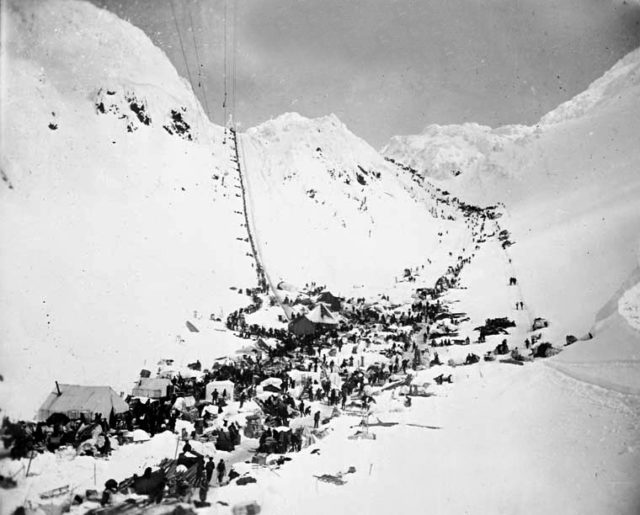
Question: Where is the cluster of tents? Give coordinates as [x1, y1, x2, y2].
[286, 292, 342, 336]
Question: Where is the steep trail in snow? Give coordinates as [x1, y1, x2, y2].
[493, 218, 534, 330]
[387, 156, 536, 333]
[229, 128, 265, 291]
[231, 128, 290, 320]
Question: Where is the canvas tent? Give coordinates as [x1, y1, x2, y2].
[281, 304, 303, 320]
[205, 380, 235, 401]
[277, 281, 299, 293]
[316, 291, 342, 311]
[288, 315, 317, 336]
[131, 378, 171, 399]
[257, 377, 282, 394]
[306, 304, 339, 325]
[38, 384, 128, 422]
[172, 396, 196, 412]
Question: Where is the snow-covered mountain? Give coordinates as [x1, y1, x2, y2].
[240, 112, 461, 295]
[0, 0, 257, 417]
[383, 48, 640, 393]
[382, 122, 531, 181]
[382, 46, 640, 199]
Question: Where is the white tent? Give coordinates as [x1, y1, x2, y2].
[172, 396, 196, 411]
[260, 377, 282, 388]
[205, 380, 235, 401]
[277, 280, 300, 293]
[131, 377, 171, 398]
[131, 429, 151, 442]
[306, 304, 339, 325]
[257, 377, 282, 394]
[328, 372, 343, 389]
[282, 304, 304, 320]
[38, 384, 128, 421]
[288, 369, 319, 383]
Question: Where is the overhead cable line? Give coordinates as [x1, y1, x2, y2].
[223, 0, 228, 133]
[187, 7, 211, 118]
[231, 0, 238, 129]
[169, 0, 197, 98]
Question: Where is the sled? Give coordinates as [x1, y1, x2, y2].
[40, 484, 70, 499]
[499, 358, 525, 366]
[232, 500, 261, 515]
[348, 430, 376, 441]
[363, 421, 398, 428]
[314, 474, 347, 486]
[405, 423, 441, 430]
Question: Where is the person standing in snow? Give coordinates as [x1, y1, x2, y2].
[217, 459, 226, 485]
[314, 411, 320, 429]
[205, 457, 215, 484]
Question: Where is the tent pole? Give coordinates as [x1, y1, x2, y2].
[25, 453, 34, 477]
[173, 433, 181, 460]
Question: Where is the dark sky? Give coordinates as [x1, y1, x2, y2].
[89, 0, 640, 146]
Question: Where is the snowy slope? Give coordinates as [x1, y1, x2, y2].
[0, 0, 257, 418]
[239, 112, 466, 297]
[382, 48, 640, 352]
[383, 47, 640, 395]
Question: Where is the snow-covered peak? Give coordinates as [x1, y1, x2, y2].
[246, 111, 385, 174]
[381, 46, 640, 182]
[250, 112, 344, 132]
[4, 0, 176, 91]
[239, 109, 460, 295]
[540, 46, 640, 126]
[2, 0, 214, 146]
[382, 122, 531, 181]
